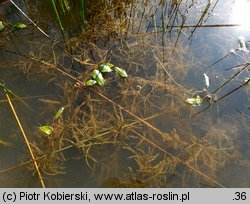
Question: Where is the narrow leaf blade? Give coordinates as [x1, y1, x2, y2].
[54, 107, 65, 120]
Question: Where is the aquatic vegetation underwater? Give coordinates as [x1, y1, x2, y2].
[0, 0, 250, 187]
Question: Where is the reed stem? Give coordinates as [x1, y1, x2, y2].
[4, 89, 45, 188]
[51, 0, 64, 33]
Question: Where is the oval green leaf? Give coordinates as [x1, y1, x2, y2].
[99, 64, 112, 73]
[12, 22, 27, 29]
[0, 21, 4, 32]
[54, 107, 65, 120]
[96, 73, 105, 86]
[91, 69, 105, 86]
[86, 79, 97, 86]
[91, 69, 100, 79]
[39, 126, 54, 135]
[114, 67, 128, 78]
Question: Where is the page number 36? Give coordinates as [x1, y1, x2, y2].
[233, 192, 246, 200]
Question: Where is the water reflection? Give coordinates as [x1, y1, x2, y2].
[232, 0, 250, 28]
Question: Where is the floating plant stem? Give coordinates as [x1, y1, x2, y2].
[212, 64, 249, 94]
[235, 108, 250, 119]
[215, 78, 250, 102]
[188, 1, 211, 40]
[170, 24, 242, 28]
[192, 76, 250, 117]
[191, 103, 211, 118]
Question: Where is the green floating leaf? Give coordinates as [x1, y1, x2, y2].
[96, 74, 105, 86]
[12, 22, 27, 29]
[91, 69, 105, 86]
[39, 126, 54, 135]
[0, 21, 4, 32]
[86, 79, 97, 86]
[99, 64, 112, 73]
[54, 107, 65, 120]
[91, 69, 100, 79]
[114, 67, 128, 78]
[186, 95, 203, 106]
[105, 63, 115, 68]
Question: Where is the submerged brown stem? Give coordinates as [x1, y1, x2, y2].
[132, 130, 225, 188]
[0, 144, 74, 175]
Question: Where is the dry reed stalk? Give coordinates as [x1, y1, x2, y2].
[4, 91, 46, 188]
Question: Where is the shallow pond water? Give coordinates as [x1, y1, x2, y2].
[0, 0, 250, 187]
